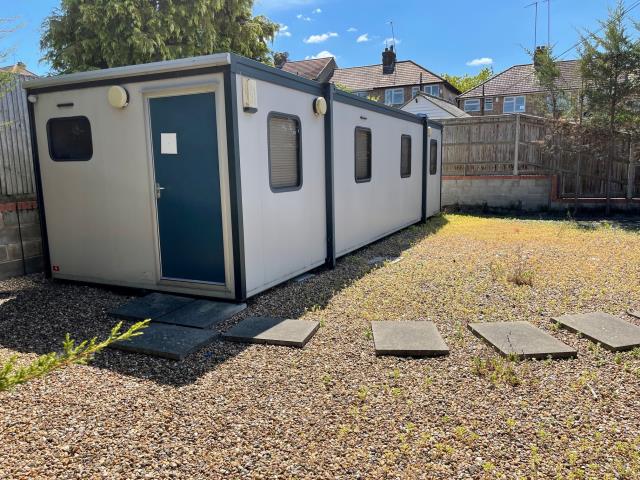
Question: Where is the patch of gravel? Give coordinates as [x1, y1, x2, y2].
[1, 214, 639, 479]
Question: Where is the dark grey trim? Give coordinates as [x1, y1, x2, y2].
[230, 54, 324, 96]
[27, 101, 52, 277]
[323, 83, 336, 269]
[400, 134, 412, 178]
[334, 89, 423, 124]
[427, 119, 444, 130]
[354, 126, 372, 183]
[421, 119, 428, 222]
[267, 112, 303, 193]
[26, 65, 230, 95]
[46, 115, 93, 161]
[439, 135, 443, 213]
[223, 67, 247, 302]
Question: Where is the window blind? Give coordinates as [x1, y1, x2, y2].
[269, 114, 301, 190]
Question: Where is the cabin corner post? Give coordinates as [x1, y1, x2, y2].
[323, 82, 336, 269]
[421, 117, 429, 223]
[224, 63, 247, 301]
[26, 95, 52, 277]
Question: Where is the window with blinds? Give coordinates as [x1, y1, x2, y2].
[354, 127, 371, 183]
[430, 139, 438, 175]
[400, 135, 411, 178]
[268, 113, 301, 191]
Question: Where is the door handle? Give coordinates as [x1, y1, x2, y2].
[155, 183, 166, 199]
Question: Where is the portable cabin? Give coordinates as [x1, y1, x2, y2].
[24, 53, 442, 302]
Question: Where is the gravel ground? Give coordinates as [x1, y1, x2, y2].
[1, 214, 639, 479]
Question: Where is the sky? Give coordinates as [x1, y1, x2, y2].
[0, 0, 636, 77]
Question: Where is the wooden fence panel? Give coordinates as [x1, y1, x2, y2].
[0, 74, 35, 199]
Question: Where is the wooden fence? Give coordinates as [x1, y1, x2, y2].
[441, 114, 640, 199]
[0, 73, 36, 199]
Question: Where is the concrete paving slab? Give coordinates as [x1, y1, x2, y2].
[109, 323, 218, 360]
[222, 317, 319, 348]
[371, 321, 449, 357]
[468, 321, 577, 360]
[628, 310, 640, 320]
[153, 300, 246, 329]
[554, 312, 640, 351]
[108, 292, 195, 321]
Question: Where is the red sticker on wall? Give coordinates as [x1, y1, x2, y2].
[52, 265, 60, 272]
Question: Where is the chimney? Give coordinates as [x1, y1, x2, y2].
[382, 45, 396, 75]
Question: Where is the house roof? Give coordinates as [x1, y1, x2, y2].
[330, 60, 460, 93]
[402, 92, 470, 118]
[459, 59, 581, 98]
[280, 57, 335, 81]
[0, 63, 37, 77]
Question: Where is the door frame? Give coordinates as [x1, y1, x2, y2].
[142, 78, 235, 297]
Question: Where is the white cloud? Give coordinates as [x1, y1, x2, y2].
[347, 27, 358, 32]
[305, 50, 335, 59]
[383, 37, 401, 46]
[303, 32, 338, 44]
[312, 8, 322, 13]
[356, 33, 369, 43]
[296, 13, 311, 21]
[466, 57, 493, 66]
[276, 24, 292, 37]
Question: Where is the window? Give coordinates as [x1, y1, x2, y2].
[268, 113, 301, 191]
[411, 86, 420, 98]
[464, 99, 481, 112]
[546, 93, 570, 114]
[400, 135, 411, 178]
[423, 85, 440, 97]
[354, 127, 372, 182]
[47, 116, 93, 161]
[354, 91, 369, 98]
[484, 98, 493, 111]
[503, 96, 526, 113]
[429, 139, 438, 175]
[385, 88, 404, 105]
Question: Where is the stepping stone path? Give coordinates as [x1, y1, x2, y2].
[108, 292, 194, 321]
[468, 321, 577, 360]
[153, 299, 246, 329]
[223, 317, 319, 348]
[110, 323, 218, 361]
[108, 293, 246, 360]
[554, 312, 640, 352]
[371, 321, 449, 357]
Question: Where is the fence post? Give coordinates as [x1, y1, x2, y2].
[627, 140, 634, 200]
[513, 114, 520, 176]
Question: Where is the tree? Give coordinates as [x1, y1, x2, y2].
[41, 0, 280, 73]
[442, 67, 493, 94]
[579, 1, 640, 213]
[273, 51, 289, 69]
[529, 46, 570, 120]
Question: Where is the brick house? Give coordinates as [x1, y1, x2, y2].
[457, 59, 582, 116]
[279, 47, 460, 108]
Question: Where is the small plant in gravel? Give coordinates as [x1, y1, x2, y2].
[0, 320, 149, 392]
[356, 385, 369, 402]
[471, 356, 521, 387]
[320, 373, 333, 389]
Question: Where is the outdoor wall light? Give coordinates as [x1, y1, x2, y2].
[27, 95, 37, 104]
[107, 85, 129, 109]
[313, 96, 327, 115]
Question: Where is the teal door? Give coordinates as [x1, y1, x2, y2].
[149, 92, 225, 284]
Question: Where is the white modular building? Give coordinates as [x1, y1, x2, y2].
[24, 53, 442, 301]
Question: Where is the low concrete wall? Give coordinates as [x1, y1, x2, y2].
[442, 175, 553, 211]
[0, 200, 43, 279]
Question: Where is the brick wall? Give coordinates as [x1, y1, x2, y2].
[0, 200, 43, 279]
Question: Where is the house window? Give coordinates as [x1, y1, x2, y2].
[47, 116, 93, 161]
[354, 127, 372, 182]
[423, 85, 440, 97]
[411, 86, 420, 98]
[400, 135, 411, 178]
[268, 112, 302, 191]
[384, 88, 404, 105]
[503, 96, 526, 113]
[484, 98, 493, 111]
[354, 91, 369, 98]
[464, 99, 481, 112]
[429, 139, 438, 175]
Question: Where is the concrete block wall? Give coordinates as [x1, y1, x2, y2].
[442, 175, 553, 211]
[0, 200, 43, 279]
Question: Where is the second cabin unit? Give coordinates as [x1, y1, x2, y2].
[24, 53, 443, 302]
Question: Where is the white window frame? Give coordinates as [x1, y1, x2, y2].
[423, 85, 440, 97]
[503, 96, 526, 114]
[484, 98, 493, 111]
[385, 88, 405, 105]
[464, 99, 481, 112]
